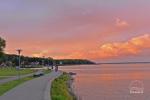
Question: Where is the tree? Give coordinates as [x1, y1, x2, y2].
[0, 37, 6, 56]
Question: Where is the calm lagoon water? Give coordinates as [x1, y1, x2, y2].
[60, 64, 150, 100]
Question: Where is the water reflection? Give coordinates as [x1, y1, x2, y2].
[60, 64, 150, 100]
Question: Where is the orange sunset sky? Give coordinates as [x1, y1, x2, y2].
[0, 0, 150, 62]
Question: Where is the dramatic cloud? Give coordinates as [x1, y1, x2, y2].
[57, 34, 150, 59]
[96, 34, 150, 59]
[28, 34, 150, 60]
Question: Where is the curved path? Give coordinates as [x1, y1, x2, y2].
[0, 71, 62, 100]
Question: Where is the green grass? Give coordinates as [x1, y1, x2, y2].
[0, 68, 33, 76]
[44, 69, 51, 74]
[0, 77, 5, 79]
[51, 73, 75, 100]
[0, 76, 34, 96]
[0, 76, 10, 80]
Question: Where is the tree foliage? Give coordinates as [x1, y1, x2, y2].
[0, 37, 6, 56]
[0, 54, 95, 67]
[56, 59, 95, 65]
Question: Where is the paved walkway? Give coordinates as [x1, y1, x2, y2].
[0, 73, 34, 85]
[0, 71, 62, 100]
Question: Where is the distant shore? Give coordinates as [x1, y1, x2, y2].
[97, 62, 150, 65]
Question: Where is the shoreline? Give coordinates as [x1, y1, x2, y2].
[67, 73, 77, 100]
[51, 72, 76, 100]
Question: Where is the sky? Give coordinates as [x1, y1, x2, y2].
[0, 0, 150, 62]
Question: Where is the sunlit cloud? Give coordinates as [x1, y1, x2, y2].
[116, 18, 129, 27]
[98, 34, 150, 59]
[56, 34, 150, 59]
[32, 50, 49, 57]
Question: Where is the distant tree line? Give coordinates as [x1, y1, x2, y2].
[0, 54, 53, 67]
[55, 59, 95, 65]
[0, 36, 95, 67]
[0, 54, 95, 67]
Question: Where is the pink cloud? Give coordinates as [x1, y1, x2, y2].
[55, 34, 150, 60]
[96, 34, 150, 59]
[115, 18, 129, 27]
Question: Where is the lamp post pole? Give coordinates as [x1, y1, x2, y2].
[48, 57, 53, 70]
[48, 57, 50, 69]
[42, 56, 45, 67]
[53, 58, 56, 71]
[16, 49, 22, 80]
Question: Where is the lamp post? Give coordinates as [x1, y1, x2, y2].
[48, 57, 53, 70]
[48, 57, 50, 69]
[53, 58, 56, 70]
[42, 56, 45, 67]
[16, 49, 22, 80]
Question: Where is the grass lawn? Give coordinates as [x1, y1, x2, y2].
[0, 77, 5, 80]
[51, 73, 75, 100]
[0, 68, 33, 76]
[44, 69, 51, 74]
[0, 76, 10, 80]
[0, 76, 34, 96]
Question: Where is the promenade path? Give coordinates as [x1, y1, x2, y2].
[0, 71, 62, 100]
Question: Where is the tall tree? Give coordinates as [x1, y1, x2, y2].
[0, 37, 6, 56]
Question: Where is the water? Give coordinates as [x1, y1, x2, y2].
[60, 64, 150, 100]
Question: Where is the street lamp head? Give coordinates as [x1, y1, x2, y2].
[16, 49, 22, 55]
[48, 57, 53, 59]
